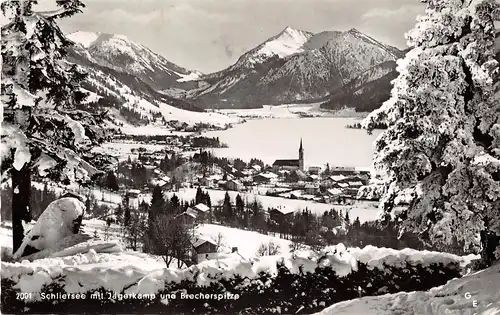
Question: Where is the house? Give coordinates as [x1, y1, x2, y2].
[200, 176, 214, 187]
[327, 188, 343, 196]
[269, 205, 296, 223]
[253, 173, 272, 184]
[218, 180, 227, 189]
[151, 176, 170, 188]
[330, 175, 348, 182]
[304, 183, 320, 195]
[191, 238, 218, 263]
[348, 181, 364, 188]
[290, 190, 302, 199]
[127, 189, 141, 199]
[272, 139, 304, 172]
[180, 203, 211, 224]
[306, 174, 318, 182]
[333, 182, 350, 189]
[193, 203, 210, 213]
[308, 166, 321, 175]
[176, 211, 197, 226]
[251, 165, 262, 173]
[272, 159, 300, 171]
[330, 166, 357, 176]
[226, 179, 244, 191]
[191, 203, 211, 221]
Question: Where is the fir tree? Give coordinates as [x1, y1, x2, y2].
[235, 194, 245, 223]
[222, 191, 233, 223]
[149, 185, 165, 218]
[363, 0, 500, 264]
[204, 192, 211, 208]
[106, 171, 119, 191]
[1, 0, 111, 252]
[123, 194, 130, 227]
[195, 186, 203, 204]
[344, 211, 350, 226]
[170, 194, 180, 214]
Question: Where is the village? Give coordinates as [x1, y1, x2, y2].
[98, 135, 380, 265]
[120, 136, 373, 207]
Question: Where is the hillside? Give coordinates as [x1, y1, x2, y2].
[321, 61, 399, 112]
[186, 28, 403, 109]
[65, 33, 232, 129]
[67, 31, 202, 90]
[321, 32, 500, 112]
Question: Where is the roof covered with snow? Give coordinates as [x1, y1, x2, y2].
[191, 237, 217, 248]
[271, 205, 296, 215]
[194, 203, 210, 213]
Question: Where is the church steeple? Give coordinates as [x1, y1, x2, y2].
[299, 138, 304, 171]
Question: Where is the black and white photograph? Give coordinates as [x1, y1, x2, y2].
[1, 0, 500, 314]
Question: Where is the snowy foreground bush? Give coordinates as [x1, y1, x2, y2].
[1, 244, 475, 314]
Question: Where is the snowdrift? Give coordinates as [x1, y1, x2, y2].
[315, 261, 500, 315]
[13, 197, 85, 260]
[1, 244, 473, 314]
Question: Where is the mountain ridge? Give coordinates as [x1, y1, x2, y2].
[67, 31, 202, 91]
[185, 27, 404, 109]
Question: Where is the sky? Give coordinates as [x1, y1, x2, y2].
[8, 0, 427, 73]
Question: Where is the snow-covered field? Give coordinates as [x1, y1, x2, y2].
[95, 142, 167, 161]
[216, 104, 368, 120]
[315, 261, 500, 315]
[166, 188, 379, 223]
[195, 224, 293, 258]
[30, 182, 123, 206]
[158, 102, 238, 126]
[118, 124, 194, 136]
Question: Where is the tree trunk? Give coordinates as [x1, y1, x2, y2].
[12, 166, 32, 254]
[480, 230, 500, 267]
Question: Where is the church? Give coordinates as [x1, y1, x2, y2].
[272, 139, 304, 172]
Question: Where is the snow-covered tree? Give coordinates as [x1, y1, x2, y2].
[1, 0, 111, 253]
[363, 0, 500, 265]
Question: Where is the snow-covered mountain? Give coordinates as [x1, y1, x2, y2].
[186, 27, 403, 109]
[322, 31, 500, 112]
[63, 32, 233, 129]
[67, 31, 202, 90]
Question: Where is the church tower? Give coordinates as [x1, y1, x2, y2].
[299, 138, 304, 172]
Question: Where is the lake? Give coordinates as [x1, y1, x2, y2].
[204, 117, 383, 169]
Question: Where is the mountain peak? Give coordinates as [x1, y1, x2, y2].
[347, 28, 361, 34]
[253, 26, 313, 59]
[281, 26, 299, 34]
[67, 31, 102, 48]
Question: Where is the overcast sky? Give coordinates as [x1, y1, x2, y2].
[30, 0, 426, 73]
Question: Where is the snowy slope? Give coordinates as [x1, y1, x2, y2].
[158, 102, 231, 126]
[321, 60, 399, 112]
[315, 261, 500, 315]
[67, 31, 100, 48]
[67, 31, 201, 90]
[66, 44, 231, 129]
[254, 26, 312, 61]
[195, 224, 293, 258]
[186, 27, 313, 102]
